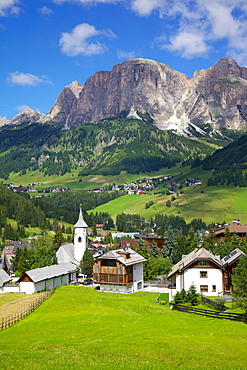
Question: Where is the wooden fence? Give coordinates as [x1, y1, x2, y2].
[171, 304, 247, 323]
[0, 290, 55, 331]
[201, 295, 230, 310]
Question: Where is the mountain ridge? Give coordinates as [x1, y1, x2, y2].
[2, 57, 247, 136]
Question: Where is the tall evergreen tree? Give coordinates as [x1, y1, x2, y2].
[232, 256, 247, 313]
[80, 248, 94, 276]
[52, 226, 65, 251]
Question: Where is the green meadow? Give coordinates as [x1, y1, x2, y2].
[89, 185, 247, 224]
[0, 286, 246, 369]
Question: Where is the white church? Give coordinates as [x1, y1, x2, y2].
[56, 207, 88, 267]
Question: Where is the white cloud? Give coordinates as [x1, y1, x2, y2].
[38, 6, 54, 16]
[0, 0, 21, 16]
[131, 0, 165, 17]
[59, 23, 116, 56]
[164, 31, 209, 59]
[156, 0, 247, 64]
[53, 0, 121, 4]
[7, 72, 53, 86]
[117, 50, 138, 59]
[16, 104, 29, 112]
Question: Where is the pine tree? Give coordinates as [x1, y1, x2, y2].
[162, 226, 175, 259]
[52, 226, 64, 251]
[80, 248, 94, 276]
[187, 284, 199, 306]
[232, 256, 247, 313]
[186, 228, 199, 254]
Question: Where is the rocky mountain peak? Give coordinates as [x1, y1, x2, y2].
[9, 107, 45, 126]
[4, 57, 247, 136]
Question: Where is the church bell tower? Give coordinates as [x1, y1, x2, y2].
[74, 206, 88, 263]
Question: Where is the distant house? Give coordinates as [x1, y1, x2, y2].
[18, 262, 77, 294]
[134, 234, 166, 248]
[93, 247, 146, 293]
[167, 247, 246, 301]
[2, 240, 30, 273]
[96, 224, 104, 230]
[214, 221, 247, 240]
[185, 178, 202, 186]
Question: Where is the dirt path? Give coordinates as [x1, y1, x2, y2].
[0, 293, 44, 319]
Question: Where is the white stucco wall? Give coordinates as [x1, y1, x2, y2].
[133, 263, 144, 292]
[2, 285, 20, 293]
[99, 284, 133, 294]
[182, 268, 223, 295]
[20, 281, 35, 294]
[19, 272, 76, 294]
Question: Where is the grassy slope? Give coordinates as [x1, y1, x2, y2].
[5, 164, 247, 224]
[0, 286, 246, 369]
[5, 165, 191, 190]
[90, 185, 247, 224]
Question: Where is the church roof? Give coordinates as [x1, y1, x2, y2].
[56, 243, 78, 266]
[74, 208, 88, 228]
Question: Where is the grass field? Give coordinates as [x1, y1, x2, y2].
[89, 185, 247, 224]
[0, 286, 246, 369]
[5, 164, 247, 225]
[6, 166, 192, 190]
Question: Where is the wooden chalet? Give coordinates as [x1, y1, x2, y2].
[167, 247, 246, 301]
[214, 221, 247, 240]
[93, 247, 146, 293]
[134, 234, 165, 248]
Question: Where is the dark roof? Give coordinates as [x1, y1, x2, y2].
[4, 240, 30, 253]
[221, 248, 246, 266]
[214, 223, 247, 236]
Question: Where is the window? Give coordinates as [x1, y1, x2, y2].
[212, 285, 216, 292]
[200, 271, 208, 278]
[200, 285, 208, 292]
[101, 260, 116, 267]
[198, 261, 210, 266]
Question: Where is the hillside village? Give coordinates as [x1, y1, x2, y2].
[1, 208, 246, 313]
[2, 175, 203, 195]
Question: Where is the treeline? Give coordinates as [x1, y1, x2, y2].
[32, 190, 122, 225]
[115, 213, 206, 236]
[207, 166, 247, 187]
[0, 184, 46, 227]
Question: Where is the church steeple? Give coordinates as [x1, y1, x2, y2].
[74, 206, 88, 263]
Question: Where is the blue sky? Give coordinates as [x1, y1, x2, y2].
[1, 0, 247, 120]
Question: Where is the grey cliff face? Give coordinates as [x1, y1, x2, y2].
[6, 57, 247, 135]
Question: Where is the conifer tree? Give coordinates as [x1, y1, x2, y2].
[52, 226, 64, 251]
[80, 248, 94, 276]
[232, 256, 247, 313]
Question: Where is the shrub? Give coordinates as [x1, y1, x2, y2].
[215, 298, 226, 312]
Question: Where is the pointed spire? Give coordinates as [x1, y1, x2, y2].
[74, 206, 88, 228]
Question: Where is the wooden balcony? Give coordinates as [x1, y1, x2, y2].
[93, 273, 133, 286]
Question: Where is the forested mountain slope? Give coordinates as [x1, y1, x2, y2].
[0, 117, 219, 180]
